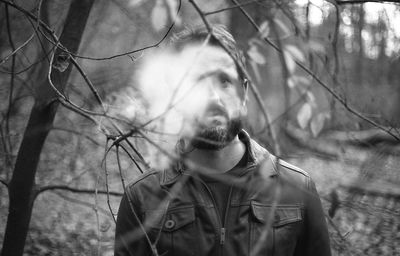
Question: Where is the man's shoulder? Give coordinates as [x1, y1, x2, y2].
[276, 158, 312, 192]
[277, 158, 310, 178]
[244, 133, 310, 185]
[124, 170, 172, 211]
[260, 154, 311, 188]
[125, 169, 163, 192]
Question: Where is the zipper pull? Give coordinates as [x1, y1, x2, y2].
[220, 227, 226, 245]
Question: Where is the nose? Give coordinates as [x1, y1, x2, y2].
[208, 85, 221, 102]
[204, 78, 222, 103]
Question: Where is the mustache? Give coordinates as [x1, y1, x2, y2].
[203, 103, 229, 118]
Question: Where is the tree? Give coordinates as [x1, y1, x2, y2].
[1, 0, 400, 255]
[1, 0, 94, 255]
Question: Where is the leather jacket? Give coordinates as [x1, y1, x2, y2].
[115, 131, 331, 256]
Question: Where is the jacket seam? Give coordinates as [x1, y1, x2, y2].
[278, 160, 310, 178]
[125, 184, 142, 217]
[126, 171, 159, 189]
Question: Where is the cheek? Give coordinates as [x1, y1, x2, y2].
[225, 99, 244, 118]
[177, 85, 209, 116]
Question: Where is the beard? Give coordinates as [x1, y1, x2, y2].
[191, 117, 242, 150]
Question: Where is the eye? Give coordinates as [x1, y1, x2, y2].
[218, 73, 232, 88]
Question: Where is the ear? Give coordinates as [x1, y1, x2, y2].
[242, 79, 249, 106]
[239, 79, 248, 115]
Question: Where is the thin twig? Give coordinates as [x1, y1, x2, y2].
[0, 48, 53, 75]
[51, 126, 102, 146]
[35, 184, 123, 197]
[102, 139, 117, 223]
[204, 0, 259, 16]
[124, 190, 160, 256]
[326, 214, 354, 253]
[71, 0, 182, 61]
[0, 178, 9, 188]
[269, 15, 290, 124]
[138, 34, 212, 129]
[4, 4, 16, 163]
[335, 0, 400, 5]
[119, 143, 145, 174]
[116, 146, 126, 190]
[57, 98, 100, 126]
[53, 191, 112, 216]
[0, 0, 181, 62]
[107, 126, 148, 167]
[189, 0, 279, 154]
[0, 33, 35, 65]
[69, 57, 105, 111]
[94, 173, 102, 256]
[231, 0, 400, 142]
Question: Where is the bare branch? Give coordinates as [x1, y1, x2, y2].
[325, 214, 353, 253]
[102, 139, 117, 223]
[188, 0, 280, 155]
[230, 0, 400, 142]
[69, 57, 105, 111]
[340, 181, 400, 199]
[335, 0, 400, 5]
[269, 15, 291, 124]
[0, 178, 9, 188]
[106, 128, 148, 168]
[204, 0, 259, 16]
[35, 184, 123, 197]
[51, 126, 102, 146]
[0, 33, 35, 66]
[4, 4, 16, 163]
[119, 143, 145, 174]
[57, 98, 101, 127]
[116, 146, 126, 190]
[0, 48, 52, 75]
[0, 0, 181, 62]
[325, 128, 400, 145]
[52, 191, 113, 216]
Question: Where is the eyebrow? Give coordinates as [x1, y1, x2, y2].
[196, 69, 238, 82]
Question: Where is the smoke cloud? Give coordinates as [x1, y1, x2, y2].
[132, 45, 217, 169]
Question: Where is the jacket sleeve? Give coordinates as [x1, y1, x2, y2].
[114, 191, 152, 256]
[295, 177, 332, 256]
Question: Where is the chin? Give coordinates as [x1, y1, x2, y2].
[191, 119, 242, 150]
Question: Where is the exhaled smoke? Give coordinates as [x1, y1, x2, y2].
[131, 45, 213, 170]
[124, 44, 239, 170]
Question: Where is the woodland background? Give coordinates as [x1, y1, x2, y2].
[0, 0, 399, 255]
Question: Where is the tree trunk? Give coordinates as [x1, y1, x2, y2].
[228, 0, 282, 154]
[355, 4, 364, 86]
[1, 0, 94, 255]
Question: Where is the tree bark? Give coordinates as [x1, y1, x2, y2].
[355, 4, 364, 86]
[1, 0, 94, 255]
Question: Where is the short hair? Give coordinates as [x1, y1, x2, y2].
[169, 25, 247, 82]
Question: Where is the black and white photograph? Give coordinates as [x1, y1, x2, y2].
[1, 0, 399, 255]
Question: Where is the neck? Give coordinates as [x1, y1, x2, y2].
[185, 135, 245, 173]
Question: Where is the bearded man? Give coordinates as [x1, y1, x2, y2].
[114, 25, 331, 256]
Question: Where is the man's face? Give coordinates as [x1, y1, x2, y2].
[178, 44, 246, 150]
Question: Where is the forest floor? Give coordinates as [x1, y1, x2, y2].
[289, 148, 400, 256]
[1, 146, 399, 255]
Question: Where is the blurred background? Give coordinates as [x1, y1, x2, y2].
[0, 0, 399, 255]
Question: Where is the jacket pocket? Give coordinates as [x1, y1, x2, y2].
[145, 206, 197, 256]
[249, 201, 302, 256]
[161, 206, 195, 232]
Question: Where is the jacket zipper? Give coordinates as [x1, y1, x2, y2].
[199, 179, 233, 255]
[220, 227, 226, 245]
[221, 186, 233, 245]
[187, 165, 255, 255]
[182, 174, 226, 244]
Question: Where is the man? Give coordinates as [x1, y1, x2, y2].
[114, 26, 331, 256]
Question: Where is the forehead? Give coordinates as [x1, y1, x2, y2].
[177, 44, 239, 80]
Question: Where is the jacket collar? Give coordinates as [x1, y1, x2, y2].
[160, 130, 276, 186]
